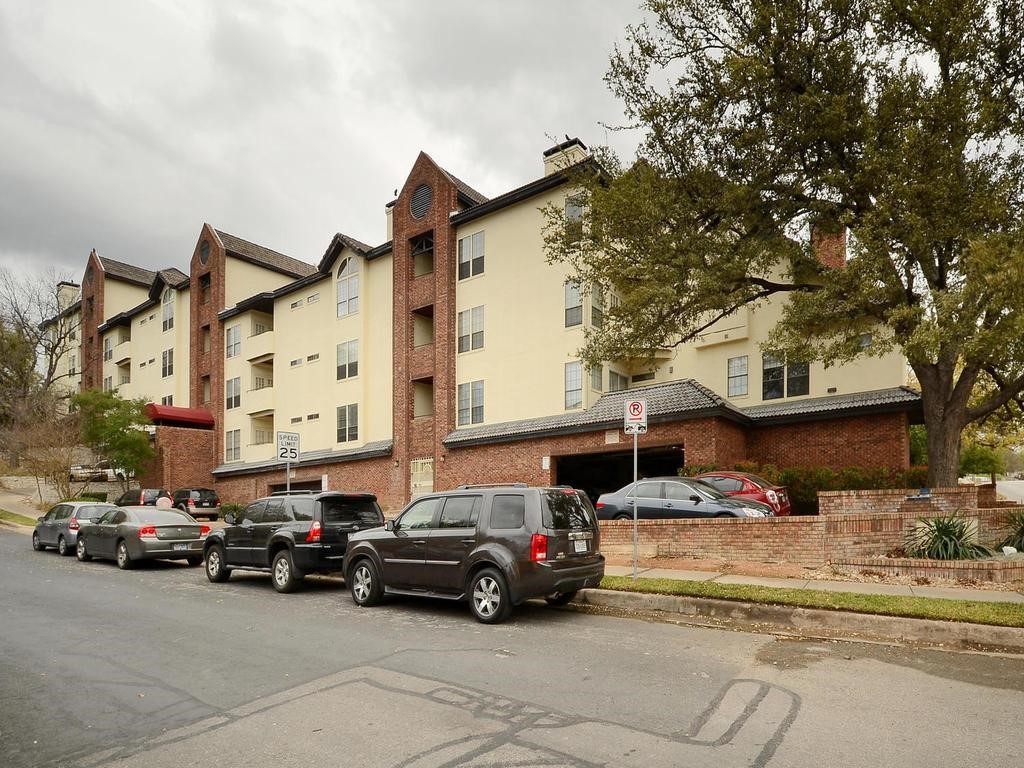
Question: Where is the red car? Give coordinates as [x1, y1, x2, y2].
[694, 472, 793, 516]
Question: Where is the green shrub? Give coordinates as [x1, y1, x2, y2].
[681, 463, 930, 515]
[905, 515, 992, 560]
[220, 503, 244, 518]
[997, 511, 1024, 551]
[75, 491, 108, 503]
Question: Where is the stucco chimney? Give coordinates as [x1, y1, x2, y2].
[56, 281, 80, 312]
[543, 137, 589, 176]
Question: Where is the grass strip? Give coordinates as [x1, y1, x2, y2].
[0, 508, 38, 527]
[600, 575, 1024, 629]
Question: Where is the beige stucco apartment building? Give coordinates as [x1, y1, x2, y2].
[55, 138, 919, 510]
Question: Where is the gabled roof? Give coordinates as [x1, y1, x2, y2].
[439, 166, 489, 207]
[742, 387, 922, 424]
[443, 380, 748, 448]
[214, 229, 316, 279]
[98, 256, 157, 288]
[148, 267, 190, 301]
[316, 232, 376, 273]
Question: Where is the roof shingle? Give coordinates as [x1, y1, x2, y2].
[98, 257, 157, 287]
[215, 229, 316, 279]
[741, 387, 921, 421]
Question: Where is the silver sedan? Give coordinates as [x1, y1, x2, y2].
[32, 502, 117, 556]
[76, 506, 209, 569]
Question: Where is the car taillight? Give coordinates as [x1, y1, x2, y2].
[138, 525, 157, 539]
[199, 525, 210, 536]
[68, 518, 80, 531]
[530, 533, 548, 562]
[766, 489, 780, 509]
[139, 492, 145, 505]
[305, 520, 322, 543]
[188, 498, 195, 507]
[595, 501, 605, 509]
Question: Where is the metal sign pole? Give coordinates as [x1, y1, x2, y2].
[286, 461, 291, 493]
[632, 429, 639, 580]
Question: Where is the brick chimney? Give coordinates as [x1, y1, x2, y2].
[810, 221, 846, 269]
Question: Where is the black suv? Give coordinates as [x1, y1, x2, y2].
[171, 488, 220, 520]
[344, 484, 605, 623]
[203, 491, 384, 593]
[114, 488, 171, 506]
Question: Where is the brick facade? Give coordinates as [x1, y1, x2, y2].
[818, 486, 978, 515]
[79, 250, 106, 390]
[188, 225, 226, 460]
[748, 412, 910, 470]
[139, 425, 215, 491]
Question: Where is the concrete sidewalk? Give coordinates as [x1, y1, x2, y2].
[0, 488, 44, 520]
[605, 565, 1024, 604]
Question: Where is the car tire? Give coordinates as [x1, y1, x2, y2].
[544, 590, 578, 607]
[205, 545, 229, 583]
[714, 512, 733, 519]
[614, 513, 632, 521]
[116, 540, 134, 570]
[468, 568, 512, 624]
[76, 537, 91, 562]
[272, 549, 303, 593]
[348, 558, 383, 607]
[186, 556, 202, 567]
[32, 532, 45, 551]
[57, 535, 71, 556]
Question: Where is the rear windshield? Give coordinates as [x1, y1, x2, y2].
[744, 474, 772, 489]
[320, 496, 382, 525]
[688, 480, 727, 500]
[194, 489, 218, 500]
[542, 489, 596, 530]
[137, 509, 194, 524]
[77, 505, 115, 521]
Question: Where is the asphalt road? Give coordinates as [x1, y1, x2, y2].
[2, 526, 1023, 768]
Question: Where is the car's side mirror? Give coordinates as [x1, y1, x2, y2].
[224, 513, 235, 525]
[384, 519, 395, 532]
[690, 495, 702, 503]
[37, 516, 44, 523]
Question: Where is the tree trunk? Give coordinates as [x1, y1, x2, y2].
[924, 419, 961, 487]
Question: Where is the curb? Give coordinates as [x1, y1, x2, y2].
[577, 588, 1024, 653]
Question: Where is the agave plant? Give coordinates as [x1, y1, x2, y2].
[998, 511, 1024, 551]
[905, 515, 992, 561]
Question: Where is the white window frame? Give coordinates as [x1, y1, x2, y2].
[225, 325, 241, 358]
[225, 377, 241, 410]
[564, 282, 582, 327]
[457, 381, 484, 426]
[336, 403, 358, 443]
[225, 429, 241, 462]
[727, 355, 748, 397]
[457, 231, 485, 280]
[337, 258, 360, 317]
[161, 349, 174, 378]
[565, 362, 583, 409]
[161, 288, 174, 332]
[336, 339, 358, 380]
[457, 306, 484, 352]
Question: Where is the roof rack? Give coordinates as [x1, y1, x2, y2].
[269, 490, 317, 496]
[455, 483, 529, 490]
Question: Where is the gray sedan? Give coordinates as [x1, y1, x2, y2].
[33, 502, 117, 556]
[595, 477, 774, 520]
[75, 506, 209, 569]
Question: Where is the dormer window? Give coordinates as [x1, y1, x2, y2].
[161, 288, 174, 332]
[337, 258, 359, 318]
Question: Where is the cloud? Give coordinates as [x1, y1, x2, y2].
[0, 0, 643, 281]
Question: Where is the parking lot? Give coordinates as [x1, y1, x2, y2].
[3, 526, 1024, 768]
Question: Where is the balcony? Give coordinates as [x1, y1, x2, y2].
[246, 329, 275, 364]
[245, 384, 275, 416]
[114, 339, 132, 365]
[243, 441, 275, 463]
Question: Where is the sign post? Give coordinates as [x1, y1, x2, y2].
[276, 431, 300, 493]
[623, 399, 647, 580]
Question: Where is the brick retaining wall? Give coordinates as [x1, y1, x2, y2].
[818, 486, 979, 515]
[831, 557, 1024, 584]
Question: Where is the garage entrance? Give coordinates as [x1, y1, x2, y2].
[268, 478, 323, 494]
[555, 445, 684, 503]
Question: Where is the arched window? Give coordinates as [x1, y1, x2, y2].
[162, 288, 174, 332]
[337, 258, 359, 317]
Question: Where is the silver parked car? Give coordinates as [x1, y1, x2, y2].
[75, 506, 209, 569]
[32, 502, 117, 556]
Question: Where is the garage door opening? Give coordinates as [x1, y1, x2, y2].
[268, 479, 323, 494]
[555, 446, 684, 503]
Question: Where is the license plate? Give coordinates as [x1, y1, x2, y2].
[573, 540, 587, 553]
[172, 543, 188, 551]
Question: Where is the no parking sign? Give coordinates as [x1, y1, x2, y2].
[623, 399, 647, 434]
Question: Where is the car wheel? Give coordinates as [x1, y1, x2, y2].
[348, 558, 382, 606]
[76, 537, 91, 562]
[614, 513, 632, 521]
[186, 556, 202, 567]
[272, 549, 303, 593]
[32, 532, 45, 551]
[205, 545, 229, 583]
[714, 512, 733, 518]
[469, 568, 512, 624]
[57, 535, 70, 556]
[116, 540, 134, 570]
[544, 590, 578, 607]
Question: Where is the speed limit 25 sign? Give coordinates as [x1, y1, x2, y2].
[277, 431, 300, 461]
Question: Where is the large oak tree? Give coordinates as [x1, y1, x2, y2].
[545, 0, 1024, 486]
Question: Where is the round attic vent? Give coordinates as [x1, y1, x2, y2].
[410, 184, 432, 219]
[199, 240, 210, 265]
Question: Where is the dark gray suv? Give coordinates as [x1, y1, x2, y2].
[344, 484, 605, 623]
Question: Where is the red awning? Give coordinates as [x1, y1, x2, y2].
[144, 403, 215, 429]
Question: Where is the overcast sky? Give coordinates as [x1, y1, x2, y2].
[0, 0, 644, 281]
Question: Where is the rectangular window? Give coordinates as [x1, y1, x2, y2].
[566, 195, 584, 245]
[457, 306, 484, 352]
[290, 416, 302, 424]
[290, 299, 302, 309]
[631, 371, 655, 384]
[457, 231, 485, 280]
[564, 282, 582, 327]
[225, 429, 240, 462]
[161, 395, 173, 406]
[290, 358, 303, 368]
[762, 355, 785, 400]
[199, 274, 211, 305]
[225, 377, 241, 410]
[565, 362, 583, 409]
[162, 293, 174, 332]
[307, 413, 319, 421]
[225, 325, 241, 358]
[103, 338, 112, 361]
[102, 376, 112, 392]
[201, 375, 211, 404]
[336, 403, 358, 443]
[337, 266, 359, 317]
[68, 354, 77, 375]
[609, 370, 628, 392]
[591, 284, 605, 328]
[336, 339, 358, 380]
[202, 325, 211, 353]
[457, 380, 484, 425]
[787, 361, 810, 397]
[307, 292, 319, 304]
[161, 349, 174, 377]
[727, 355, 748, 397]
[306, 353, 320, 363]
[590, 365, 603, 391]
